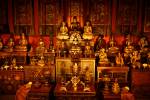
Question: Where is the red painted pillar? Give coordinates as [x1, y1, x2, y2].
[111, 0, 117, 33]
[8, 0, 14, 33]
[34, 0, 39, 35]
[137, 0, 143, 33]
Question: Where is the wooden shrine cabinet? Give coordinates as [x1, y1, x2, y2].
[97, 67, 129, 100]
[131, 69, 150, 100]
[27, 86, 51, 100]
[0, 69, 24, 94]
[54, 58, 96, 100]
[97, 67, 129, 83]
[12, 51, 27, 65]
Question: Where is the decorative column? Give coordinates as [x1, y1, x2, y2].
[8, 0, 14, 33]
[111, 0, 117, 33]
[34, 0, 39, 35]
[137, 0, 143, 33]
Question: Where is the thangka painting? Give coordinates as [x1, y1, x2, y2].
[39, 0, 60, 25]
[14, 0, 33, 25]
[0, 0, 9, 33]
[117, 0, 137, 33]
[90, 0, 111, 25]
[0, 0, 8, 25]
[89, 0, 111, 35]
[144, 0, 150, 32]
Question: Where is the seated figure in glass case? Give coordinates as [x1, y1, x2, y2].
[83, 21, 93, 40]
[70, 16, 80, 31]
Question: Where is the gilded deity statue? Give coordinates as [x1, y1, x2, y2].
[70, 16, 80, 31]
[138, 36, 149, 51]
[116, 52, 124, 66]
[99, 48, 109, 65]
[123, 35, 134, 65]
[124, 40, 134, 56]
[130, 50, 141, 68]
[83, 21, 93, 40]
[36, 38, 46, 56]
[112, 78, 120, 94]
[108, 36, 119, 54]
[19, 33, 28, 46]
[57, 22, 69, 40]
[15, 33, 28, 51]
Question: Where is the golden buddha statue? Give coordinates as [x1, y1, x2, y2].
[57, 22, 69, 40]
[116, 52, 124, 66]
[99, 48, 109, 65]
[4, 38, 14, 52]
[130, 50, 141, 68]
[138, 36, 149, 50]
[15, 33, 28, 51]
[83, 21, 93, 40]
[108, 36, 119, 54]
[124, 40, 134, 55]
[36, 38, 46, 56]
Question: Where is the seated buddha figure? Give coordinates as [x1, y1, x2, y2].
[57, 22, 69, 40]
[108, 36, 119, 55]
[0, 38, 3, 50]
[4, 38, 14, 52]
[15, 33, 28, 51]
[116, 52, 124, 66]
[70, 16, 80, 31]
[130, 50, 141, 68]
[124, 40, 134, 56]
[138, 36, 149, 51]
[99, 48, 109, 65]
[36, 38, 46, 56]
[83, 21, 93, 40]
